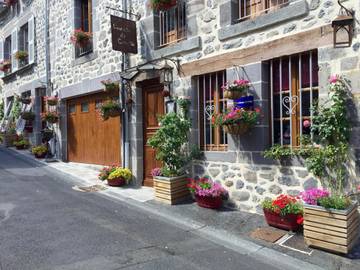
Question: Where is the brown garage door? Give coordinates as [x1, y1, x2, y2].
[67, 92, 121, 165]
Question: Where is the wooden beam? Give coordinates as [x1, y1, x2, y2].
[181, 25, 333, 77]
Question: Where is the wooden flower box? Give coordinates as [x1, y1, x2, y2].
[154, 175, 190, 205]
[304, 202, 360, 254]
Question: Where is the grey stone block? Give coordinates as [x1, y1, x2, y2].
[187, 16, 198, 38]
[218, 0, 308, 41]
[303, 178, 319, 190]
[204, 151, 237, 163]
[232, 190, 250, 201]
[269, 184, 282, 195]
[341, 56, 359, 71]
[278, 176, 300, 187]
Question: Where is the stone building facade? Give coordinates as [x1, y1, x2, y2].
[1, 0, 360, 213]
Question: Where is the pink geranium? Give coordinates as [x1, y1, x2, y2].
[303, 120, 311, 128]
[222, 79, 250, 92]
[329, 75, 338, 84]
[300, 188, 330, 205]
[188, 177, 227, 198]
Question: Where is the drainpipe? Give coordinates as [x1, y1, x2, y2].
[121, 0, 130, 168]
[45, 0, 51, 96]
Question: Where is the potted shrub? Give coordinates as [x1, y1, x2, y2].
[70, 29, 92, 48]
[101, 80, 120, 93]
[21, 111, 35, 121]
[213, 107, 260, 135]
[222, 79, 250, 100]
[150, 0, 177, 11]
[41, 111, 59, 124]
[261, 194, 303, 231]
[107, 167, 132, 187]
[13, 139, 30, 150]
[98, 99, 121, 120]
[15, 50, 28, 65]
[45, 96, 59, 106]
[148, 99, 192, 204]
[41, 129, 54, 142]
[300, 188, 359, 254]
[31, 145, 48, 159]
[0, 60, 11, 73]
[188, 177, 228, 209]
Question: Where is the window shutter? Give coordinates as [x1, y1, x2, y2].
[28, 15, 35, 64]
[0, 39, 4, 78]
[11, 29, 18, 72]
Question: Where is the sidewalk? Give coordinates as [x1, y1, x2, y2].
[4, 147, 360, 270]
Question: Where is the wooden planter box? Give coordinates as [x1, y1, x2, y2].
[154, 175, 190, 205]
[304, 202, 360, 254]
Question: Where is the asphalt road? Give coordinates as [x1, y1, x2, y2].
[0, 148, 283, 270]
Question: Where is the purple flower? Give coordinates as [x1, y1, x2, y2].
[151, 167, 162, 177]
[300, 188, 330, 205]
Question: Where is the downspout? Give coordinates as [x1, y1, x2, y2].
[45, 0, 51, 95]
[121, 0, 130, 168]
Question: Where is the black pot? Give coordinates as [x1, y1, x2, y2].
[41, 130, 54, 142]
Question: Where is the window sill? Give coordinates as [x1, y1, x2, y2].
[218, 0, 308, 41]
[2, 63, 35, 82]
[72, 50, 98, 66]
[151, 36, 201, 59]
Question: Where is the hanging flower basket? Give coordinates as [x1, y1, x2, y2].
[5, 0, 17, 7]
[0, 60, 11, 73]
[45, 96, 59, 106]
[18, 96, 32, 105]
[98, 100, 121, 120]
[222, 79, 250, 100]
[70, 29, 92, 48]
[101, 80, 119, 93]
[150, 0, 177, 11]
[41, 111, 59, 124]
[223, 123, 249, 135]
[20, 111, 35, 121]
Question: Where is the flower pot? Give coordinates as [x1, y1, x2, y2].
[234, 95, 254, 110]
[263, 209, 302, 231]
[35, 152, 47, 159]
[195, 195, 222, 209]
[153, 0, 177, 11]
[15, 144, 28, 150]
[104, 85, 119, 93]
[223, 123, 249, 135]
[47, 100, 58, 106]
[303, 202, 359, 254]
[107, 177, 126, 187]
[154, 175, 190, 205]
[224, 90, 246, 100]
[106, 108, 121, 118]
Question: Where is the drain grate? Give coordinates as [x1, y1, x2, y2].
[250, 227, 287, 243]
[278, 234, 313, 255]
[72, 185, 107, 193]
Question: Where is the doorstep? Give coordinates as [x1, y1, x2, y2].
[5, 147, 154, 203]
[4, 146, 360, 270]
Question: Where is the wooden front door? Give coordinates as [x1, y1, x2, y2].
[143, 82, 164, 187]
[67, 92, 121, 165]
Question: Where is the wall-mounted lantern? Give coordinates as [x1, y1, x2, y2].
[160, 61, 173, 93]
[332, 0, 354, 48]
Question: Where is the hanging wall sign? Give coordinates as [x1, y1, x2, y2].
[111, 15, 138, 54]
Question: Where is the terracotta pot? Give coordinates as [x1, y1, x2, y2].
[223, 123, 249, 135]
[35, 152, 47, 159]
[263, 209, 301, 231]
[107, 177, 126, 187]
[195, 195, 223, 209]
[224, 90, 246, 100]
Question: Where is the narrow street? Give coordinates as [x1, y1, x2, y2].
[0, 148, 282, 270]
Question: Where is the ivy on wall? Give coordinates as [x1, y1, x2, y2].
[264, 76, 353, 194]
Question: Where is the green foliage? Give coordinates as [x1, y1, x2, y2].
[13, 139, 30, 148]
[318, 195, 351, 210]
[11, 98, 21, 120]
[98, 99, 121, 120]
[148, 112, 191, 177]
[0, 101, 4, 121]
[31, 145, 48, 155]
[108, 168, 132, 182]
[263, 77, 351, 194]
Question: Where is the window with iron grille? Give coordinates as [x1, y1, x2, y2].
[198, 71, 228, 151]
[75, 0, 93, 57]
[18, 23, 29, 67]
[270, 50, 319, 147]
[158, 1, 186, 47]
[238, 0, 289, 21]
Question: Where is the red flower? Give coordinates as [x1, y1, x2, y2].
[296, 216, 304, 225]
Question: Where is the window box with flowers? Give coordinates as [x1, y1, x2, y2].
[213, 107, 260, 135]
[150, 0, 177, 11]
[222, 79, 250, 100]
[300, 188, 360, 254]
[41, 111, 59, 124]
[188, 177, 228, 209]
[71, 29, 92, 48]
[15, 51, 28, 67]
[261, 194, 303, 232]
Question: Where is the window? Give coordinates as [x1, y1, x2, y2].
[270, 50, 319, 147]
[158, 1, 186, 47]
[75, 0, 93, 57]
[69, 104, 76, 114]
[4, 35, 11, 74]
[18, 23, 29, 67]
[198, 71, 228, 151]
[238, 0, 289, 21]
[81, 102, 89, 112]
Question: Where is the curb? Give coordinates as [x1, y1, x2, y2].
[2, 147, 325, 270]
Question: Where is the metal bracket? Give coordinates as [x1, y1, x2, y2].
[105, 6, 141, 20]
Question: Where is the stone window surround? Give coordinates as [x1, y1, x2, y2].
[218, 0, 309, 41]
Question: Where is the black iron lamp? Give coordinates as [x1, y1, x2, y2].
[160, 61, 174, 93]
[332, 0, 354, 48]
